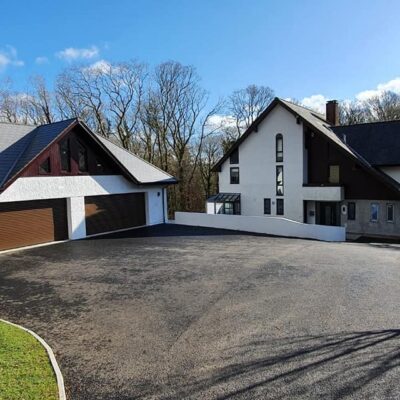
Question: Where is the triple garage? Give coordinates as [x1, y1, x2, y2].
[0, 193, 146, 251]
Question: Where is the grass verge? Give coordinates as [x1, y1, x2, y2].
[0, 321, 58, 400]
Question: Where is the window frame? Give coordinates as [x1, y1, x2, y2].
[264, 198, 271, 215]
[230, 167, 240, 184]
[370, 203, 379, 222]
[59, 138, 71, 172]
[276, 134, 283, 162]
[276, 198, 284, 216]
[230, 148, 239, 164]
[387, 203, 394, 223]
[276, 165, 284, 196]
[347, 202, 356, 221]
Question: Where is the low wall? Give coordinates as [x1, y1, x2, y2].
[174, 212, 346, 242]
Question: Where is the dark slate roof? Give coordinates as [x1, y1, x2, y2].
[0, 119, 77, 188]
[332, 120, 400, 166]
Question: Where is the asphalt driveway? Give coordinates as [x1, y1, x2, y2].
[0, 224, 400, 399]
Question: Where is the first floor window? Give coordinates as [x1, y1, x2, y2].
[39, 157, 51, 174]
[276, 166, 284, 196]
[387, 204, 394, 222]
[370, 203, 379, 222]
[264, 198, 271, 215]
[230, 167, 239, 184]
[348, 202, 356, 220]
[277, 199, 284, 215]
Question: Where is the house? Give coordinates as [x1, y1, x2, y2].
[208, 98, 400, 240]
[0, 118, 176, 251]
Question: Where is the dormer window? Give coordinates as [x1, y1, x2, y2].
[276, 134, 283, 162]
[230, 148, 239, 164]
[59, 138, 71, 172]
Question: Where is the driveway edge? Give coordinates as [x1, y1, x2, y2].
[0, 319, 66, 400]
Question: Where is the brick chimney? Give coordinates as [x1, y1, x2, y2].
[326, 100, 339, 126]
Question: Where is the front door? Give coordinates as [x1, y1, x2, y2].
[317, 202, 340, 226]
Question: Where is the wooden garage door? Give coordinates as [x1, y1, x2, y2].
[85, 193, 146, 236]
[0, 199, 68, 251]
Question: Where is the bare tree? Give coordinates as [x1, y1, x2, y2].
[363, 91, 400, 122]
[339, 100, 369, 125]
[228, 84, 275, 139]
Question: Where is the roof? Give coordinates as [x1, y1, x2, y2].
[212, 97, 400, 195]
[207, 193, 240, 202]
[94, 134, 176, 184]
[332, 120, 400, 166]
[0, 119, 76, 187]
[0, 118, 176, 190]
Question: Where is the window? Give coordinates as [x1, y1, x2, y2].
[387, 204, 394, 222]
[348, 202, 356, 220]
[230, 167, 239, 184]
[329, 165, 340, 184]
[370, 203, 379, 222]
[264, 198, 271, 215]
[59, 138, 71, 172]
[276, 134, 283, 162]
[276, 165, 284, 196]
[39, 157, 51, 174]
[78, 142, 88, 172]
[277, 199, 284, 215]
[224, 202, 233, 215]
[230, 148, 239, 164]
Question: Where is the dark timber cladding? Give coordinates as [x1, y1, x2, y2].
[85, 193, 146, 236]
[0, 199, 68, 251]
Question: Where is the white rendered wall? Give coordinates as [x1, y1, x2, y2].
[67, 197, 86, 239]
[380, 166, 400, 183]
[218, 105, 304, 222]
[175, 212, 346, 242]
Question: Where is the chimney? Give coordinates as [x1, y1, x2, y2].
[326, 100, 339, 126]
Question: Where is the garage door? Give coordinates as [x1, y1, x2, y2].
[84, 193, 146, 236]
[0, 199, 68, 251]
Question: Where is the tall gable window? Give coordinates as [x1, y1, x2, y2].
[59, 138, 71, 172]
[78, 141, 88, 172]
[276, 134, 283, 162]
[230, 148, 239, 164]
[276, 165, 284, 196]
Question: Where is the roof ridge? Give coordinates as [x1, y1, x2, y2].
[279, 98, 327, 119]
[95, 133, 174, 179]
[335, 119, 400, 128]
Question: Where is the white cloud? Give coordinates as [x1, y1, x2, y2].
[35, 56, 49, 65]
[356, 77, 400, 101]
[85, 59, 111, 73]
[0, 46, 24, 71]
[56, 46, 99, 61]
[300, 94, 328, 114]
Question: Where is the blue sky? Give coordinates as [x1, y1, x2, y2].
[1, 0, 400, 111]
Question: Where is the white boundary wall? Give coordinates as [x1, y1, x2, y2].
[175, 212, 346, 242]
